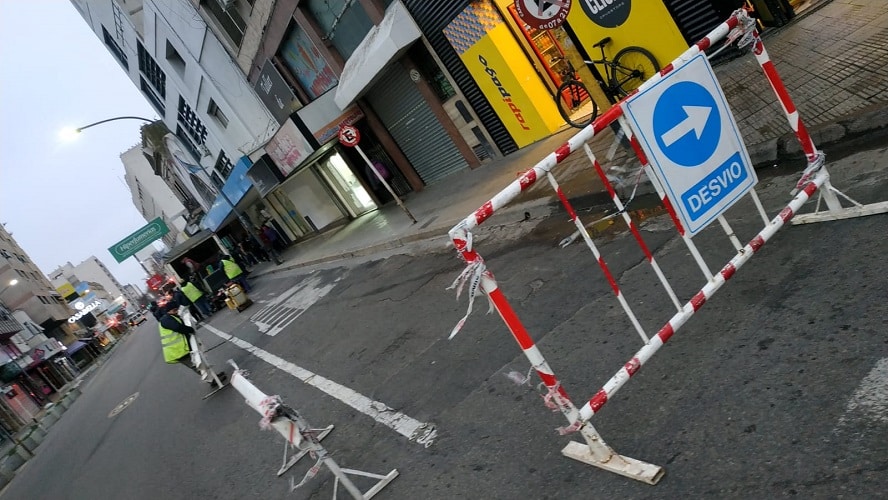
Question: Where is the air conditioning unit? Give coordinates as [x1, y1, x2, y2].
[216, 0, 236, 10]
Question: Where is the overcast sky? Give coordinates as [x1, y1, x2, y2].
[0, 1, 161, 289]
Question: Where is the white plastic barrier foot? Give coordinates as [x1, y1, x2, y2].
[562, 425, 664, 485]
[227, 360, 399, 499]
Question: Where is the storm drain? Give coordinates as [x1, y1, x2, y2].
[108, 392, 139, 418]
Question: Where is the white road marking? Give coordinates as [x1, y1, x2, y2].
[250, 275, 339, 336]
[201, 324, 437, 447]
[838, 357, 888, 427]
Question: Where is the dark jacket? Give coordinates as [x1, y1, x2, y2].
[159, 313, 195, 336]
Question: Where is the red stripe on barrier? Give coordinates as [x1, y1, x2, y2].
[555, 187, 578, 220]
[803, 182, 818, 196]
[761, 61, 797, 115]
[720, 262, 737, 281]
[659, 63, 674, 77]
[488, 288, 535, 351]
[696, 37, 712, 51]
[750, 235, 765, 253]
[475, 201, 494, 225]
[624, 357, 641, 376]
[555, 143, 571, 162]
[592, 160, 619, 198]
[691, 291, 706, 311]
[660, 196, 686, 236]
[519, 169, 537, 191]
[537, 371, 558, 388]
[598, 258, 621, 295]
[657, 323, 675, 343]
[589, 390, 608, 413]
[779, 206, 794, 223]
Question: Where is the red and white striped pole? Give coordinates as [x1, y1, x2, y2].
[576, 171, 827, 421]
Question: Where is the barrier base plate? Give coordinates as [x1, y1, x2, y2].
[561, 441, 664, 485]
[792, 200, 888, 225]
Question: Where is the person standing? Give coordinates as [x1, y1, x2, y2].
[157, 300, 226, 386]
[220, 255, 250, 292]
[181, 280, 213, 318]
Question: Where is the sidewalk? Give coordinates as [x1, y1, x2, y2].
[256, 0, 888, 276]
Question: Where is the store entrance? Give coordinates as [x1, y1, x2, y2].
[503, 3, 607, 125]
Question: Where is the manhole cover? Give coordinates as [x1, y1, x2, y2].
[108, 392, 139, 418]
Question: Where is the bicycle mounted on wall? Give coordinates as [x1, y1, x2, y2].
[555, 37, 659, 129]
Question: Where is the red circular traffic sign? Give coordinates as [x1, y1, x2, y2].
[513, 0, 572, 31]
[338, 125, 361, 147]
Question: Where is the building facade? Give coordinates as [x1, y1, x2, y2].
[48, 257, 128, 304]
[121, 144, 190, 248]
[0, 225, 73, 339]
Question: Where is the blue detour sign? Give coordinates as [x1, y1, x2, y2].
[624, 53, 757, 235]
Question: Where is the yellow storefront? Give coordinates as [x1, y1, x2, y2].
[442, 0, 689, 147]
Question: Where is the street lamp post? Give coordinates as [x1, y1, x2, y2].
[70, 116, 282, 265]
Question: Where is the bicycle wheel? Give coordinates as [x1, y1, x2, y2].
[612, 47, 660, 97]
[555, 80, 599, 129]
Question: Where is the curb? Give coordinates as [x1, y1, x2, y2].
[750, 104, 888, 167]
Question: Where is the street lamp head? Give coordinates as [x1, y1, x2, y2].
[59, 126, 82, 142]
[7, 279, 17, 287]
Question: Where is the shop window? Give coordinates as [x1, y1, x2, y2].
[305, 0, 372, 60]
[278, 23, 338, 100]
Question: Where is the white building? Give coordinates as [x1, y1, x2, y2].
[0, 224, 73, 338]
[71, 0, 279, 240]
[48, 257, 128, 303]
[121, 144, 189, 248]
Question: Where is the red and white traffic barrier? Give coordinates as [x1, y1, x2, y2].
[446, 7, 886, 485]
[228, 362, 398, 498]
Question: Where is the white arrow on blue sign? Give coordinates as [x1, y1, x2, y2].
[623, 53, 757, 236]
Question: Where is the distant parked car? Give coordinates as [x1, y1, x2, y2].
[127, 311, 148, 327]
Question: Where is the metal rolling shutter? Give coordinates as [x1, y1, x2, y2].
[365, 65, 468, 184]
[662, 0, 723, 45]
[403, 0, 518, 156]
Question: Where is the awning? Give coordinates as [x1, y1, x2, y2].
[64, 341, 88, 355]
[162, 229, 215, 264]
[333, 0, 421, 110]
[201, 156, 255, 232]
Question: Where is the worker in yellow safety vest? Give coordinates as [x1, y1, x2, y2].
[157, 299, 226, 386]
[220, 255, 251, 292]
[181, 281, 213, 318]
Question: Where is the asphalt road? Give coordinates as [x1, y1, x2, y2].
[3, 143, 886, 499]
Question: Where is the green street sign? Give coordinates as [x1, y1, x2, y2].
[108, 217, 169, 263]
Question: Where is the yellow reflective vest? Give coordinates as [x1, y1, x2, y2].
[221, 259, 243, 279]
[158, 316, 190, 363]
[181, 282, 204, 302]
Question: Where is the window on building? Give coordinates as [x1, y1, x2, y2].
[177, 97, 208, 155]
[0, 249, 10, 258]
[306, 0, 372, 60]
[102, 26, 129, 69]
[175, 125, 202, 162]
[207, 99, 229, 128]
[278, 24, 338, 100]
[137, 42, 166, 113]
[215, 150, 233, 179]
[211, 171, 225, 190]
[202, 0, 246, 47]
[165, 40, 186, 76]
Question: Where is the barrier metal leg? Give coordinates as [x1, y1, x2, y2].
[792, 172, 888, 224]
[227, 361, 398, 498]
[277, 424, 334, 476]
[180, 307, 229, 399]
